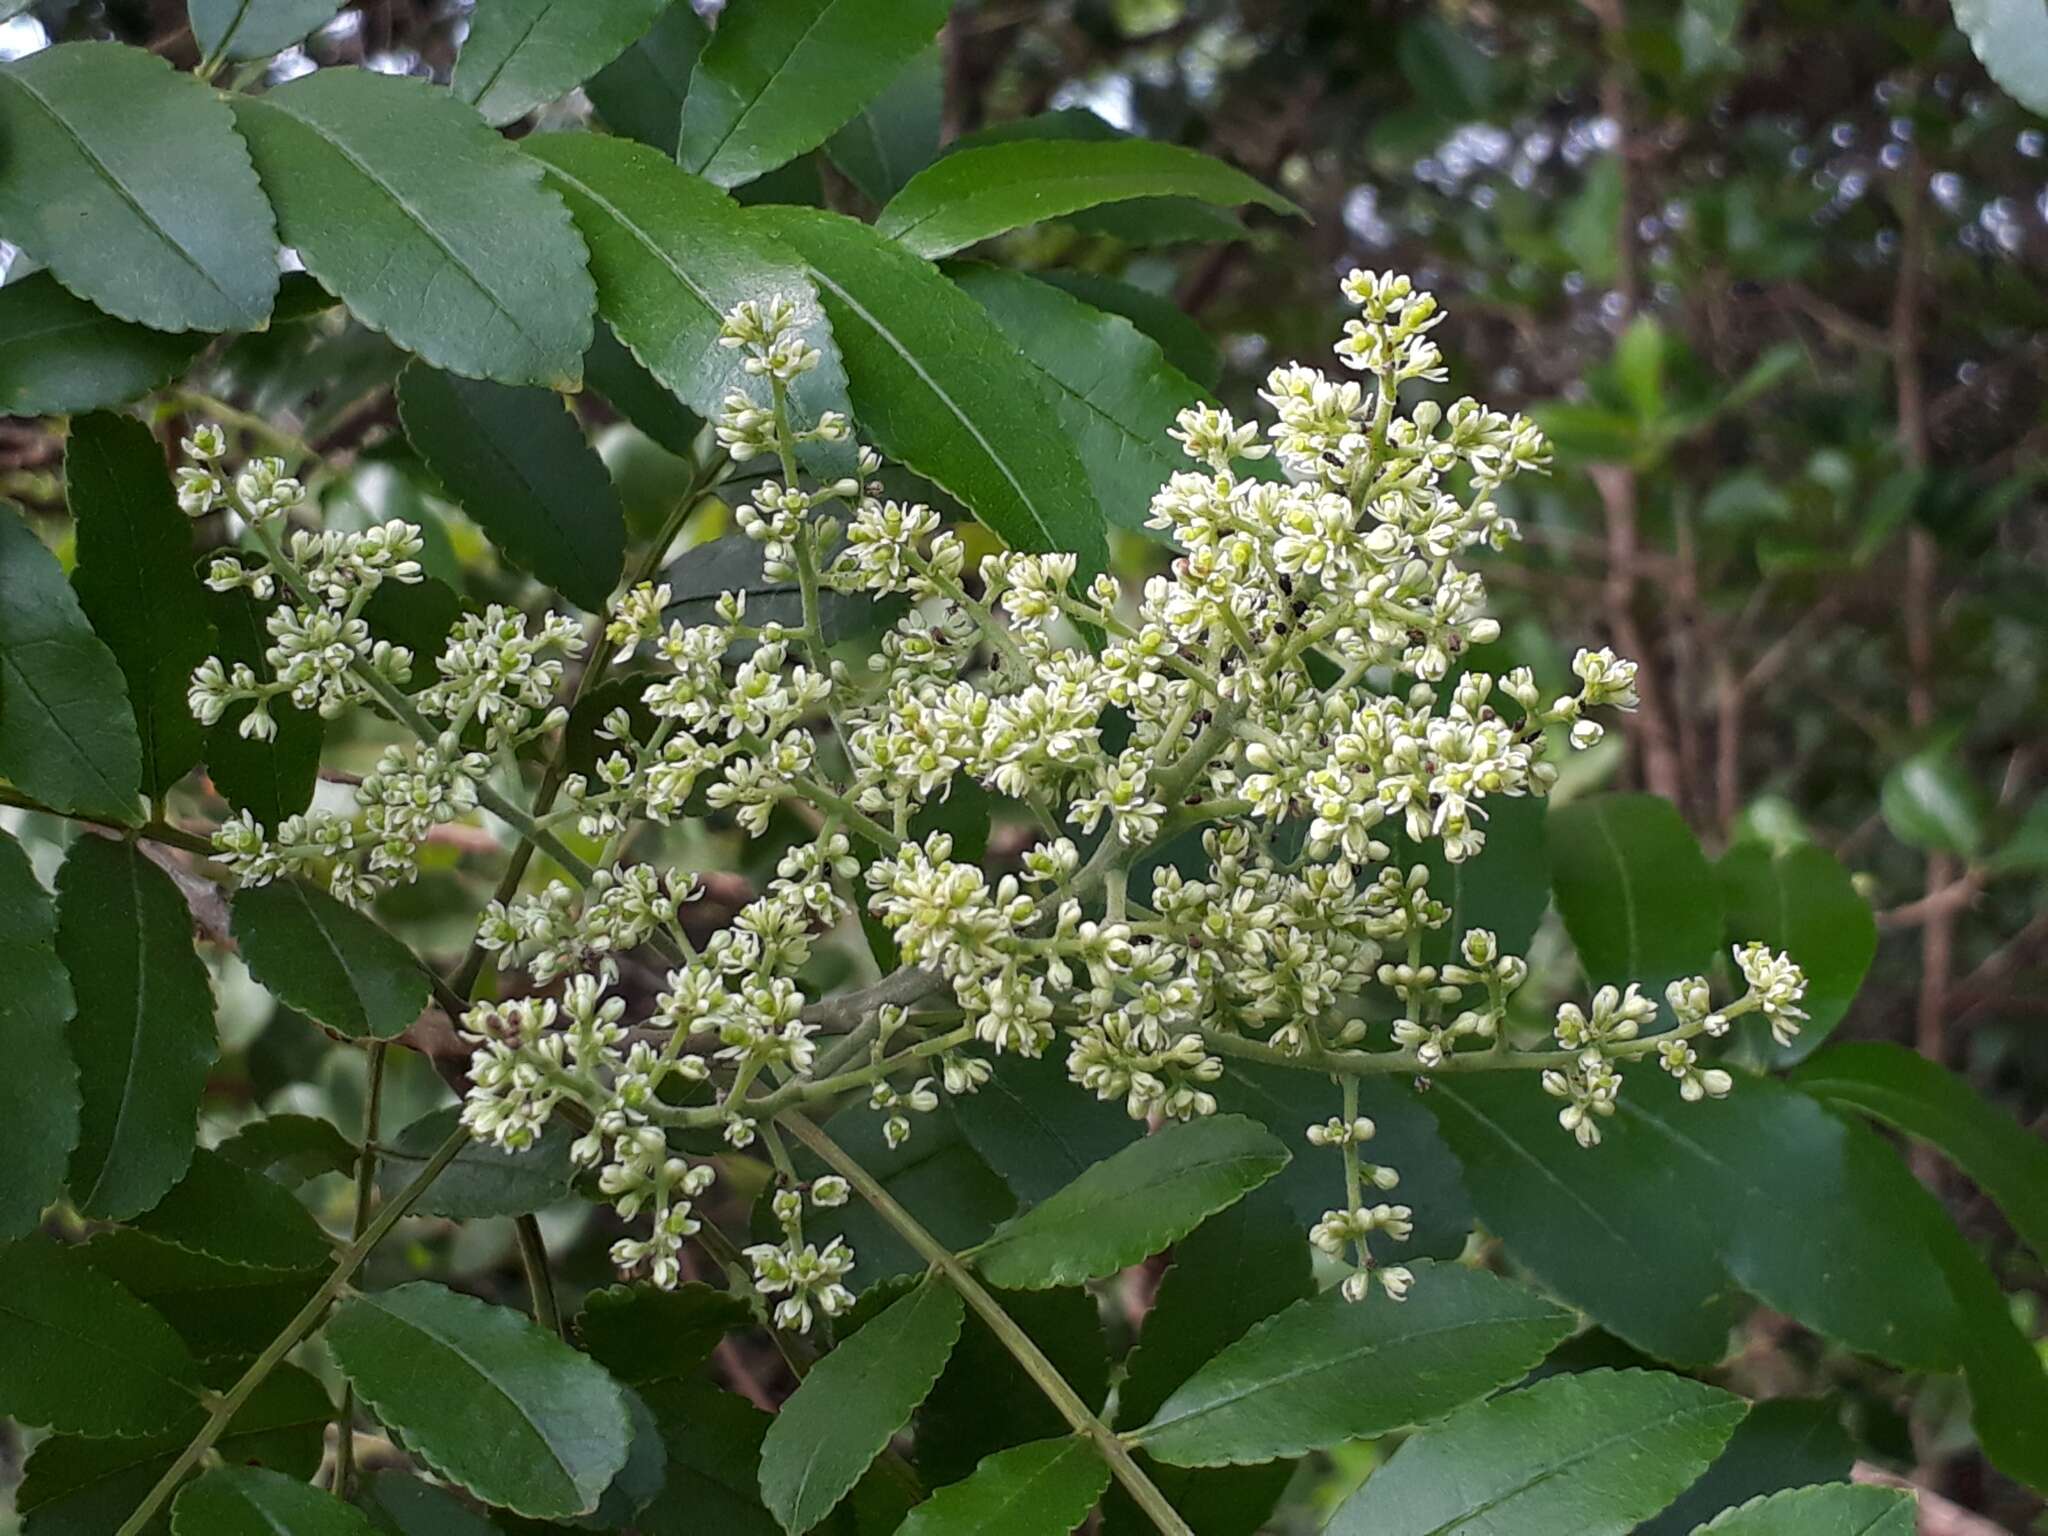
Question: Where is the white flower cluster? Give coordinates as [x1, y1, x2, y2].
[184, 275, 1807, 1317]
[1541, 943, 1809, 1146]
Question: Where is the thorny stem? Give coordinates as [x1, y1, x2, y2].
[779, 1110, 1199, 1536]
[329, 1039, 389, 1501]
[116, 1129, 471, 1536]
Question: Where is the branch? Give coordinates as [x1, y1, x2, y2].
[116, 1127, 471, 1535]
[778, 1110, 1197, 1536]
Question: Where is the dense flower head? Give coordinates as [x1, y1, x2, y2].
[182, 273, 1805, 1317]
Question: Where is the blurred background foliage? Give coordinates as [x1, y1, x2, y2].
[2, 0, 2045, 1529]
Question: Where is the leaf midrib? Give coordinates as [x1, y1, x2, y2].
[248, 91, 546, 352]
[0, 67, 238, 305]
[1137, 1309, 1548, 1446]
[1397, 1398, 1734, 1534]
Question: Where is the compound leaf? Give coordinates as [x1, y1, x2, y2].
[897, 1438, 1108, 1536]
[0, 273, 205, 417]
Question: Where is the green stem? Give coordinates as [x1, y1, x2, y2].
[0, 786, 221, 860]
[330, 1040, 389, 1501]
[116, 1128, 471, 1536]
[1196, 1019, 1715, 1078]
[778, 1111, 1198, 1536]
[514, 1216, 563, 1337]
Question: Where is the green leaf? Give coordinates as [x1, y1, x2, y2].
[215, 1113, 358, 1186]
[202, 585, 323, 828]
[586, 2, 708, 153]
[326, 1281, 633, 1519]
[191, 0, 346, 62]
[1879, 739, 1986, 857]
[232, 877, 428, 1041]
[948, 264, 1200, 535]
[1923, 1214, 2048, 1491]
[1396, 14, 1496, 117]
[1716, 841, 1875, 1062]
[0, 1234, 204, 1437]
[897, 1438, 1107, 1536]
[1952, 0, 2048, 114]
[0, 827, 78, 1241]
[587, 322, 704, 462]
[679, 0, 952, 190]
[750, 207, 1110, 592]
[18, 1363, 329, 1536]
[454, 0, 673, 126]
[576, 1283, 752, 1386]
[0, 504, 143, 825]
[1426, 1074, 1745, 1366]
[57, 835, 217, 1221]
[1792, 1041, 2048, 1268]
[1131, 1262, 1574, 1467]
[949, 1047, 1143, 1205]
[172, 1466, 379, 1534]
[758, 1280, 963, 1534]
[397, 362, 624, 610]
[1035, 272, 1222, 392]
[970, 1115, 1288, 1290]
[1446, 1068, 1994, 1376]
[1325, 1369, 1746, 1536]
[0, 43, 277, 333]
[1988, 792, 2048, 875]
[65, 412, 215, 800]
[1637, 1398, 1855, 1536]
[374, 1105, 577, 1220]
[802, 1111, 1014, 1294]
[936, 110, 1249, 252]
[1688, 1485, 1915, 1536]
[230, 69, 595, 389]
[1548, 792, 1722, 997]
[1528, 400, 1640, 464]
[523, 133, 855, 469]
[826, 44, 943, 205]
[79, 1229, 323, 1362]
[1613, 315, 1668, 422]
[1115, 1182, 1311, 1430]
[364, 1471, 506, 1536]
[878, 139, 1301, 260]
[128, 1145, 331, 1272]
[638, 1381, 781, 1534]
[0, 272, 204, 417]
